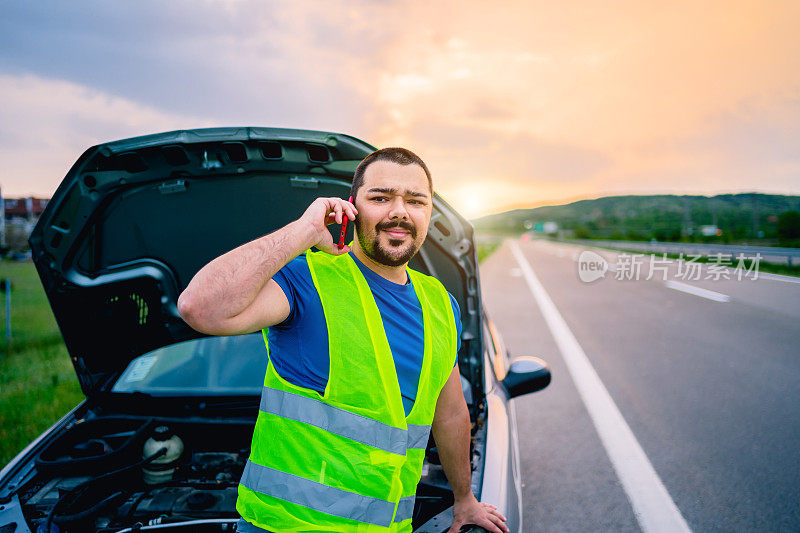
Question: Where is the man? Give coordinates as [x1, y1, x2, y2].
[178, 148, 507, 533]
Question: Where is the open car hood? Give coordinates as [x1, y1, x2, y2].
[29, 127, 484, 400]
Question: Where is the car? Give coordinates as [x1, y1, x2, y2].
[0, 127, 551, 533]
[5, 250, 32, 261]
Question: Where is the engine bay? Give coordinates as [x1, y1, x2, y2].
[7, 405, 485, 532]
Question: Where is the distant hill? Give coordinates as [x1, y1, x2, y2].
[471, 193, 800, 243]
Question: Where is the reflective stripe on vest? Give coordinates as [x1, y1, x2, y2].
[394, 496, 415, 523]
[240, 459, 397, 527]
[259, 386, 431, 455]
[407, 425, 431, 450]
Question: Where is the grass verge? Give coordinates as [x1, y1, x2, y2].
[477, 241, 502, 263]
[0, 260, 83, 467]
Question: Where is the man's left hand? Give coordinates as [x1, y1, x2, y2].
[447, 493, 509, 533]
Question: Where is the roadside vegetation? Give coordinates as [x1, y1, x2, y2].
[472, 193, 800, 247]
[0, 260, 83, 467]
[476, 239, 503, 263]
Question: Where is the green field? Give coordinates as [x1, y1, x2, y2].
[0, 260, 83, 467]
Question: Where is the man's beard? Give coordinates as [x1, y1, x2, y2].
[356, 218, 420, 267]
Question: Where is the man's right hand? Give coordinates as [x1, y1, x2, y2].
[178, 196, 358, 336]
[299, 196, 358, 255]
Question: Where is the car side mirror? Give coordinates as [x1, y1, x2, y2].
[502, 356, 551, 399]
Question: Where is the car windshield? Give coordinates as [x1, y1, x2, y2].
[111, 333, 266, 395]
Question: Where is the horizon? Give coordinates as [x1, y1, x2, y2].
[473, 189, 800, 218]
[5, 186, 797, 223]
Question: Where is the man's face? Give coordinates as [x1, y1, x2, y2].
[354, 160, 432, 267]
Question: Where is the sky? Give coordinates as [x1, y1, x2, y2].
[1, 1, 799, 218]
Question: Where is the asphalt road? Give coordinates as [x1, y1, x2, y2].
[479, 238, 800, 532]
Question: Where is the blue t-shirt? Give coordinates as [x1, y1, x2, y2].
[267, 251, 461, 416]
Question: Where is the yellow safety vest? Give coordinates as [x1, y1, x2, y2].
[236, 250, 457, 532]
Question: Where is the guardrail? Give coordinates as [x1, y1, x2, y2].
[563, 239, 800, 266]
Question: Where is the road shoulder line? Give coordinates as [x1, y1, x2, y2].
[509, 239, 691, 533]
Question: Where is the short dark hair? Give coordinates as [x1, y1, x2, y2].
[350, 147, 432, 201]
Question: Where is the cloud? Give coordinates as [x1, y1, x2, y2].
[0, 73, 213, 196]
[0, 0, 403, 195]
[0, 1, 406, 133]
[403, 120, 610, 180]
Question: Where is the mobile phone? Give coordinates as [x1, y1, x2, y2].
[338, 196, 354, 249]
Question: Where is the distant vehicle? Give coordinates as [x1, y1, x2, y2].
[0, 128, 550, 532]
[5, 250, 31, 261]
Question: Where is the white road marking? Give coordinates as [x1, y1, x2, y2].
[509, 240, 692, 533]
[664, 280, 730, 302]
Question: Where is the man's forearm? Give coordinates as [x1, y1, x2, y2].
[178, 219, 316, 325]
[432, 405, 473, 500]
